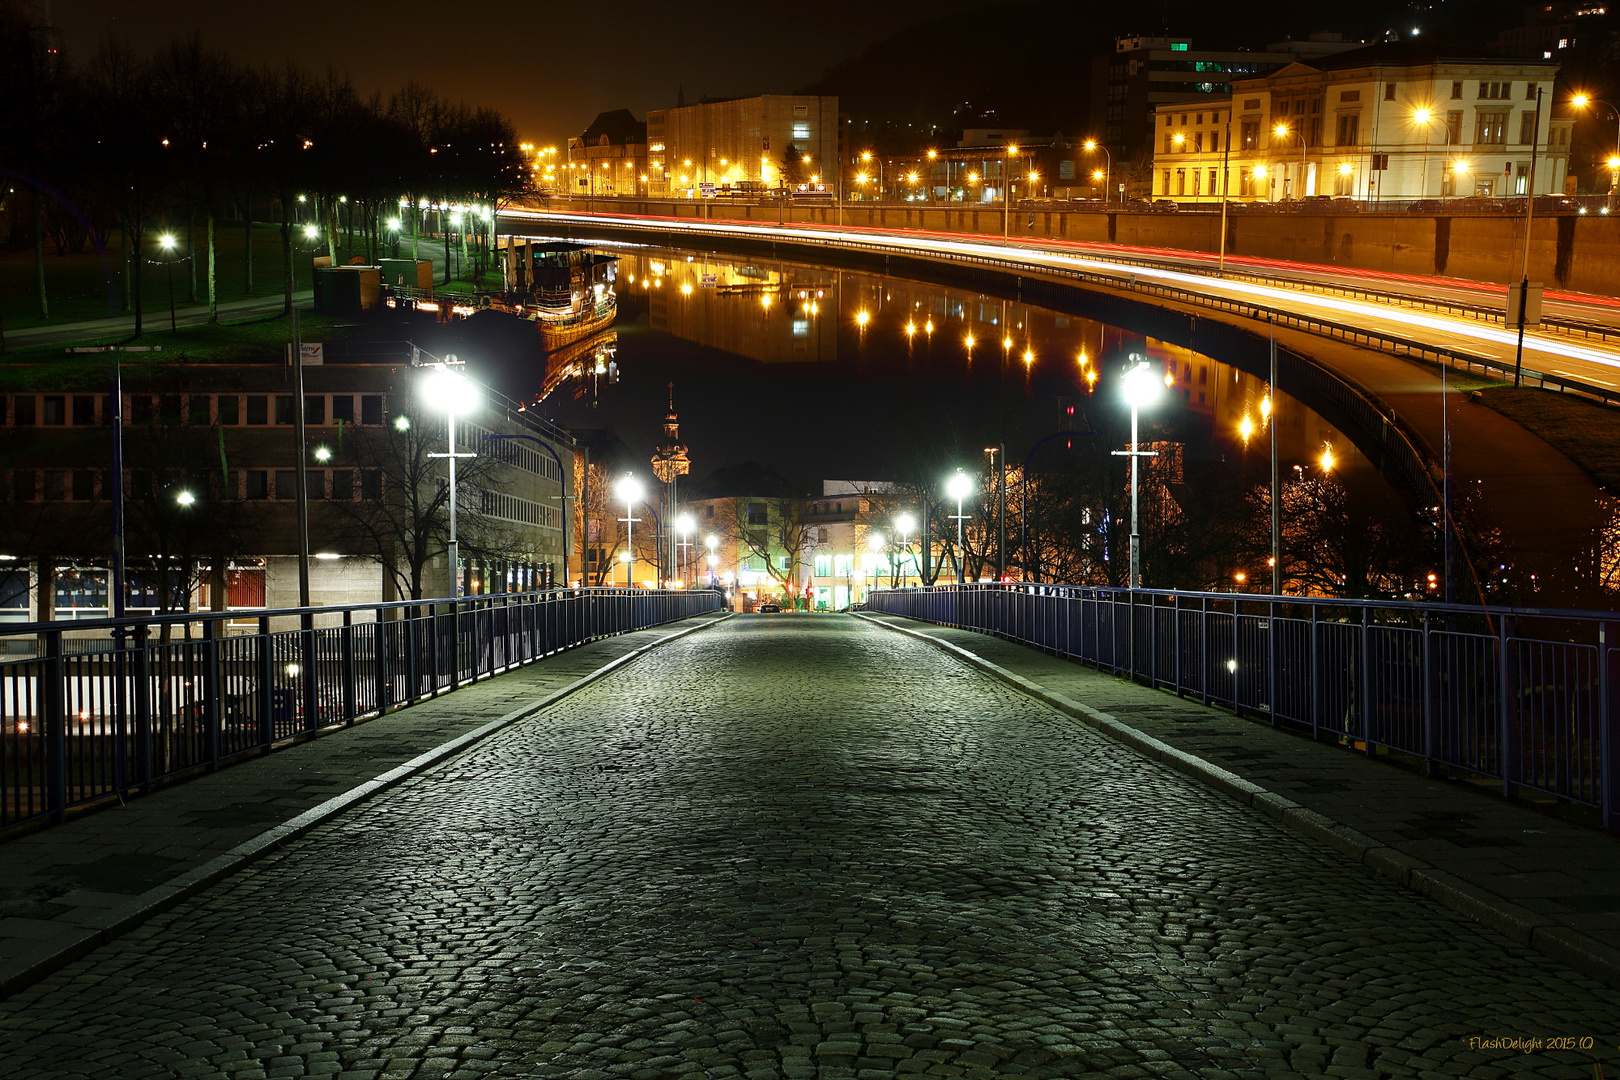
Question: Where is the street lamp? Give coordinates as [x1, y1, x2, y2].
[946, 470, 973, 584]
[158, 233, 179, 332]
[423, 363, 479, 597]
[1003, 142, 1019, 239]
[1115, 360, 1164, 590]
[705, 533, 719, 586]
[1084, 139, 1112, 204]
[175, 489, 195, 507]
[894, 512, 915, 587]
[614, 474, 644, 589]
[1273, 124, 1308, 200]
[1574, 95, 1620, 209]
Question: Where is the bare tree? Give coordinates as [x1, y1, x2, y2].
[729, 496, 817, 600]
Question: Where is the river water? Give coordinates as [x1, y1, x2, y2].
[462, 241, 1448, 598]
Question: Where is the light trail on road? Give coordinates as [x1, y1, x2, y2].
[505, 208, 1620, 386]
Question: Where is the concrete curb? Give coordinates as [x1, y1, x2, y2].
[855, 612, 1620, 991]
[0, 612, 733, 1001]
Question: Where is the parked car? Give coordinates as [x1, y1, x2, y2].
[1450, 196, 1507, 213]
[758, 602, 782, 613]
[1406, 199, 1447, 213]
[1150, 199, 1181, 212]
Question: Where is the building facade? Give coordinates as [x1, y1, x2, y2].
[1091, 36, 1362, 166]
[1149, 42, 1571, 202]
[565, 109, 650, 199]
[0, 363, 572, 627]
[647, 95, 840, 196]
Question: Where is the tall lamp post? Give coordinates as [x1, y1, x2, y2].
[946, 470, 973, 584]
[867, 532, 887, 589]
[1002, 143, 1019, 239]
[614, 474, 644, 588]
[158, 234, 179, 332]
[705, 534, 719, 586]
[423, 362, 479, 598]
[675, 513, 695, 586]
[1113, 360, 1164, 590]
[1083, 140, 1112, 204]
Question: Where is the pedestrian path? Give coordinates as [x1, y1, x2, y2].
[0, 612, 728, 998]
[0, 615, 1614, 1080]
[860, 611, 1620, 990]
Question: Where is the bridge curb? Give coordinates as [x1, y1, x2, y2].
[855, 612, 1620, 991]
[0, 612, 733, 1002]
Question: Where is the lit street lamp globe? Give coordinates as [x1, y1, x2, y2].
[423, 365, 478, 415]
[895, 513, 915, 536]
[867, 532, 886, 551]
[1120, 362, 1165, 409]
[614, 475, 645, 506]
[946, 471, 974, 502]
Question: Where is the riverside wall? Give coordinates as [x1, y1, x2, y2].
[541, 198, 1620, 297]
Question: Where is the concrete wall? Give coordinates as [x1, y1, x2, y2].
[549, 198, 1620, 297]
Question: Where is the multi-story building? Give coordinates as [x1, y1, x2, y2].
[1091, 36, 1363, 165]
[565, 109, 650, 199]
[1149, 40, 1571, 202]
[0, 363, 572, 626]
[1493, 2, 1611, 58]
[646, 95, 840, 196]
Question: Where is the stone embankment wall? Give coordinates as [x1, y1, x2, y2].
[556, 198, 1620, 297]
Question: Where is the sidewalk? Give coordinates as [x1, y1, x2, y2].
[0, 612, 728, 998]
[860, 612, 1620, 990]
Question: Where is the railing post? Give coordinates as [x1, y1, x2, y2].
[255, 616, 273, 754]
[1602, 621, 1617, 834]
[1422, 610, 1440, 776]
[134, 624, 155, 787]
[202, 619, 223, 771]
[1360, 606, 1374, 756]
[1500, 613, 1518, 799]
[1267, 599, 1278, 727]
[341, 609, 358, 725]
[427, 601, 441, 696]
[1232, 598, 1242, 718]
[42, 627, 67, 824]
[374, 606, 388, 712]
[300, 612, 318, 735]
[1199, 596, 1210, 705]
[1309, 604, 1320, 739]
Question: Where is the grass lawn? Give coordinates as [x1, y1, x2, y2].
[2, 221, 499, 334]
[1478, 386, 1620, 490]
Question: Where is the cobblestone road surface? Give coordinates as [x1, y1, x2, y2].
[1, 616, 1614, 1079]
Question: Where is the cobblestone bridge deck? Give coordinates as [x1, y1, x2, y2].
[0, 615, 1615, 1079]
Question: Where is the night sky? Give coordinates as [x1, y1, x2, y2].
[48, 0, 1025, 143]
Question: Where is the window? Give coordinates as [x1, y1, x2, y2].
[792, 123, 811, 141]
[1451, 81, 1464, 100]
[747, 504, 767, 526]
[1162, 169, 1171, 194]
[1527, 82, 1537, 100]
[1209, 168, 1218, 193]
[73, 396, 96, 425]
[1193, 132, 1202, 152]
[1385, 82, 1397, 101]
[161, 395, 182, 424]
[1240, 121, 1259, 149]
[275, 470, 296, 498]
[304, 396, 325, 425]
[218, 395, 239, 425]
[72, 470, 95, 501]
[306, 471, 325, 500]
[15, 396, 36, 425]
[246, 396, 268, 425]
[275, 396, 295, 425]
[331, 470, 354, 500]
[1335, 113, 1359, 146]
[361, 470, 383, 500]
[245, 470, 268, 499]
[361, 395, 383, 425]
[332, 396, 354, 423]
[42, 470, 65, 500]
[1445, 111, 1463, 145]
[12, 470, 35, 501]
[1516, 162, 1530, 194]
[1476, 110, 1508, 145]
[1175, 169, 1186, 195]
[42, 396, 65, 425]
[1519, 111, 1537, 145]
[1335, 167, 1355, 196]
[1339, 90, 1360, 102]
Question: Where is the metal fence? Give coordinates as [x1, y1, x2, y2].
[868, 584, 1620, 833]
[0, 588, 721, 833]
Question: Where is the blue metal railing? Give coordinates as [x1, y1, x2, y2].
[867, 583, 1620, 833]
[0, 588, 722, 833]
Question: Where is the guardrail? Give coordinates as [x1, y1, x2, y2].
[868, 583, 1619, 833]
[537, 211, 1620, 407]
[0, 587, 722, 834]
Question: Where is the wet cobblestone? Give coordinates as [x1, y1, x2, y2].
[0, 616, 1614, 1078]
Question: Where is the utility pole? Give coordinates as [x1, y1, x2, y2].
[1513, 85, 1544, 388]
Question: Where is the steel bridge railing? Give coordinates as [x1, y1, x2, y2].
[867, 583, 1620, 833]
[0, 588, 722, 834]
